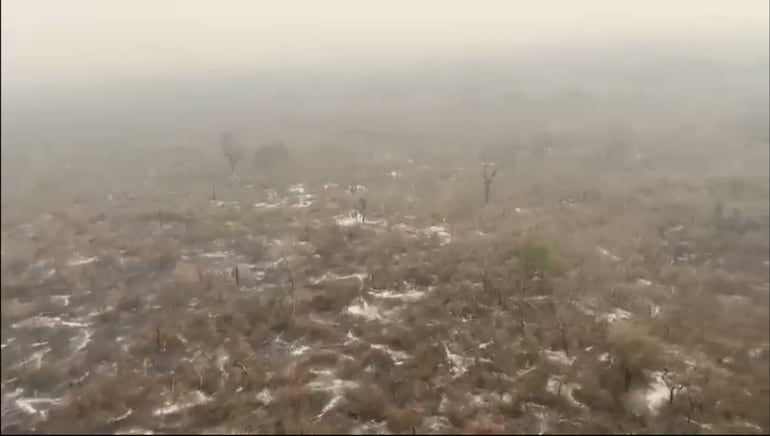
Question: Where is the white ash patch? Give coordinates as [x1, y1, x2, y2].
[387, 171, 401, 180]
[468, 391, 512, 409]
[12, 316, 91, 330]
[335, 211, 365, 227]
[422, 416, 452, 433]
[306, 372, 359, 419]
[478, 340, 494, 350]
[15, 397, 63, 418]
[748, 346, 769, 359]
[292, 194, 315, 208]
[67, 254, 99, 266]
[345, 298, 385, 322]
[735, 421, 763, 432]
[288, 184, 306, 194]
[636, 278, 652, 287]
[211, 200, 241, 209]
[323, 183, 338, 190]
[215, 348, 230, 386]
[644, 371, 670, 415]
[153, 390, 213, 417]
[599, 308, 633, 323]
[542, 349, 576, 366]
[71, 328, 94, 353]
[370, 343, 410, 365]
[515, 365, 537, 378]
[253, 198, 289, 209]
[350, 420, 389, 435]
[311, 271, 367, 286]
[437, 394, 450, 414]
[264, 189, 280, 200]
[108, 409, 133, 423]
[199, 251, 232, 259]
[309, 313, 338, 326]
[545, 376, 586, 409]
[442, 342, 474, 378]
[290, 345, 313, 356]
[525, 295, 551, 302]
[4, 387, 24, 400]
[50, 295, 71, 307]
[627, 371, 669, 416]
[368, 287, 426, 302]
[650, 304, 661, 318]
[256, 388, 273, 405]
[71, 371, 90, 386]
[347, 185, 368, 194]
[423, 225, 452, 245]
[596, 246, 621, 262]
[1, 338, 17, 350]
[598, 352, 610, 362]
[344, 330, 362, 345]
[523, 402, 550, 435]
[14, 347, 51, 370]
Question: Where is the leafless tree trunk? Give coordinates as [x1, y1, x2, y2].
[155, 327, 162, 353]
[221, 131, 241, 174]
[481, 163, 498, 205]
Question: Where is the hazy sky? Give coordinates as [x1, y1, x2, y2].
[2, 0, 768, 88]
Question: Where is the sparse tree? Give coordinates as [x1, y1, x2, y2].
[481, 162, 498, 205]
[221, 132, 242, 175]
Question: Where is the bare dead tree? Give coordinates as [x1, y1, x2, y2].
[155, 327, 162, 353]
[685, 392, 703, 425]
[221, 132, 242, 175]
[211, 183, 217, 201]
[170, 374, 177, 400]
[185, 210, 192, 234]
[622, 361, 632, 393]
[233, 265, 240, 287]
[193, 366, 204, 390]
[662, 369, 684, 405]
[481, 163, 498, 205]
[557, 319, 569, 356]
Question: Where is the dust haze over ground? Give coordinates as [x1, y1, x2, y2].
[1, 1, 769, 434]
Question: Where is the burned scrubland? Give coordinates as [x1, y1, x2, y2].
[2, 2, 769, 434]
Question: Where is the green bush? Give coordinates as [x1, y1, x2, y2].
[510, 238, 559, 280]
